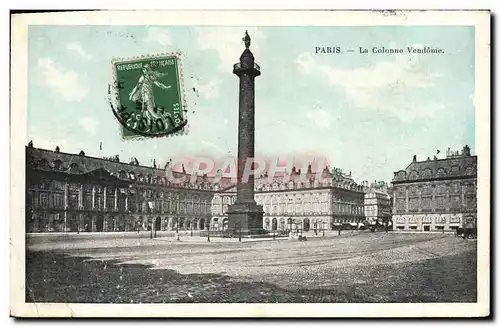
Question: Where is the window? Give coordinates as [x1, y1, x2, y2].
[118, 197, 126, 212]
[450, 183, 460, 194]
[422, 197, 432, 211]
[106, 196, 114, 209]
[409, 171, 419, 180]
[69, 163, 79, 173]
[465, 195, 476, 209]
[53, 193, 64, 208]
[435, 196, 445, 210]
[53, 160, 63, 171]
[40, 193, 49, 207]
[95, 195, 103, 209]
[450, 196, 461, 209]
[69, 193, 79, 208]
[422, 168, 432, 178]
[409, 226, 417, 230]
[397, 226, 405, 230]
[396, 199, 405, 212]
[409, 198, 418, 211]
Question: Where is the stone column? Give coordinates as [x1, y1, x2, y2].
[432, 184, 436, 212]
[446, 183, 450, 212]
[405, 187, 409, 212]
[103, 186, 107, 210]
[92, 186, 96, 209]
[460, 182, 465, 210]
[64, 183, 68, 232]
[418, 186, 422, 213]
[79, 184, 84, 209]
[226, 31, 264, 234]
[114, 187, 118, 211]
[125, 195, 128, 211]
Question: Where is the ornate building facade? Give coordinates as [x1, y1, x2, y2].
[211, 166, 366, 232]
[26, 145, 366, 234]
[364, 181, 392, 227]
[391, 145, 477, 232]
[25, 145, 230, 233]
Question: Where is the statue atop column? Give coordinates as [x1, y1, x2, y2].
[242, 30, 251, 49]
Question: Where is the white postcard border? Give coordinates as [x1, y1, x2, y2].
[10, 10, 491, 318]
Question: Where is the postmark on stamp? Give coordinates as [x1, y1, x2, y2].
[109, 53, 188, 139]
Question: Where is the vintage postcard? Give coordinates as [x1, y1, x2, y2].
[10, 10, 490, 318]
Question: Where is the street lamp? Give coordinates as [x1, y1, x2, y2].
[207, 222, 210, 242]
[150, 219, 153, 239]
[176, 216, 180, 241]
[175, 201, 180, 241]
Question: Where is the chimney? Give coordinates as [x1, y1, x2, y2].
[463, 145, 471, 156]
[412, 155, 417, 162]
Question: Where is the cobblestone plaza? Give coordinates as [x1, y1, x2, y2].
[26, 232, 476, 303]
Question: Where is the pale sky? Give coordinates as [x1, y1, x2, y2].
[27, 25, 475, 183]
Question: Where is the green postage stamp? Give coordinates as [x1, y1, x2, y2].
[110, 54, 187, 138]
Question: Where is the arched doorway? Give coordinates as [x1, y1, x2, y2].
[155, 217, 161, 231]
[96, 216, 104, 232]
[83, 215, 92, 232]
[272, 218, 278, 231]
[137, 216, 144, 231]
[264, 218, 270, 230]
[222, 218, 228, 230]
[279, 218, 285, 230]
[303, 218, 310, 232]
[199, 218, 205, 230]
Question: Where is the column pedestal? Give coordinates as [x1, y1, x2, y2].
[227, 201, 265, 235]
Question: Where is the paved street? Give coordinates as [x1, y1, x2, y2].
[26, 232, 477, 303]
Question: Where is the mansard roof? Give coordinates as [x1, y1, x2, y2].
[26, 146, 363, 193]
[392, 155, 477, 183]
[26, 146, 233, 190]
